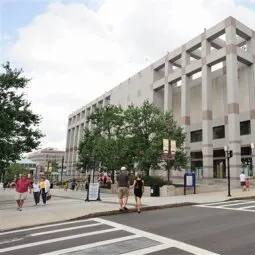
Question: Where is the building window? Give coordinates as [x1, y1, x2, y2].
[240, 120, 251, 136]
[213, 125, 225, 139]
[190, 130, 202, 143]
[190, 151, 203, 159]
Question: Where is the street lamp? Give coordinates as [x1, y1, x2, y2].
[224, 146, 233, 197]
[251, 143, 254, 176]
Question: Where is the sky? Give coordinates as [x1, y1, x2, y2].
[0, 0, 255, 151]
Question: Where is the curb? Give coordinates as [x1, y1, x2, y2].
[69, 202, 198, 221]
[227, 196, 255, 201]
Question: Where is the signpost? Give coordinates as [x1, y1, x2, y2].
[184, 172, 196, 195]
[85, 182, 101, 202]
[162, 139, 176, 183]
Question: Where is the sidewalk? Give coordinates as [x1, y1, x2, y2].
[1, 187, 255, 231]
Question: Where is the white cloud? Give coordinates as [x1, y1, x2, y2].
[5, 0, 255, 150]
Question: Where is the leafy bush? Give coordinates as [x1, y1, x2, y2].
[143, 176, 170, 187]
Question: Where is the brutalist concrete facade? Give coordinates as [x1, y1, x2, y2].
[65, 17, 255, 184]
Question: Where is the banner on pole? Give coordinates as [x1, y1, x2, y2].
[163, 139, 169, 153]
[170, 140, 176, 159]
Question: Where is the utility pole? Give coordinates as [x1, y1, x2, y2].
[61, 156, 64, 186]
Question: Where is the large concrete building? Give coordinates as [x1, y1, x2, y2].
[65, 17, 255, 184]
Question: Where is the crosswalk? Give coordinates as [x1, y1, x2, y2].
[0, 217, 220, 255]
[194, 199, 255, 212]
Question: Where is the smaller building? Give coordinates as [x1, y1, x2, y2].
[27, 147, 65, 174]
[16, 158, 37, 172]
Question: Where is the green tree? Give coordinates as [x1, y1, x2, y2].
[0, 62, 43, 181]
[78, 101, 189, 181]
[4, 163, 29, 183]
[78, 105, 133, 182]
[125, 101, 188, 176]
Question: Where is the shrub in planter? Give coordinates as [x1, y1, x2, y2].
[143, 176, 170, 187]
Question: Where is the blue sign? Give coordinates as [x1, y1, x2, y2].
[184, 172, 196, 195]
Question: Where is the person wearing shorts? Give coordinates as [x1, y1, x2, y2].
[117, 167, 129, 211]
[15, 174, 31, 211]
[240, 171, 246, 191]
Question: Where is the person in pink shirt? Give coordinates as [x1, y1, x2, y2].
[15, 174, 31, 211]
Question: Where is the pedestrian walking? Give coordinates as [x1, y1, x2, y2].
[246, 177, 251, 191]
[71, 180, 76, 191]
[15, 174, 31, 211]
[132, 174, 144, 213]
[240, 171, 246, 191]
[40, 176, 51, 205]
[32, 179, 40, 205]
[116, 166, 129, 211]
[64, 182, 68, 191]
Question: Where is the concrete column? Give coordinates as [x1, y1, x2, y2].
[72, 125, 80, 177]
[181, 49, 190, 160]
[226, 22, 241, 180]
[65, 128, 71, 175]
[69, 127, 75, 177]
[164, 55, 173, 113]
[247, 31, 255, 175]
[201, 36, 213, 181]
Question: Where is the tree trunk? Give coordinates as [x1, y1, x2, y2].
[111, 170, 115, 184]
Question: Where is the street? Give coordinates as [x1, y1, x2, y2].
[1, 199, 255, 254]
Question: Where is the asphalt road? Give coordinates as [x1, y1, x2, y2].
[1, 199, 255, 255]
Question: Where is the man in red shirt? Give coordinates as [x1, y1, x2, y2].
[16, 174, 31, 211]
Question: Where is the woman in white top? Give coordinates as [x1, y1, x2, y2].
[32, 179, 40, 205]
[240, 171, 246, 191]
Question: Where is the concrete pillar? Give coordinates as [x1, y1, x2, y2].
[69, 127, 75, 177]
[65, 128, 71, 163]
[201, 36, 213, 181]
[72, 125, 80, 177]
[247, 31, 255, 175]
[164, 55, 173, 113]
[226, 21, 241, 180]
[181, 49, 191, 161]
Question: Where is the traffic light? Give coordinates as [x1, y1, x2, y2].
[229, 150, 233, 158]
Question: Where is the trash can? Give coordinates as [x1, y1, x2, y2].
[50, 183, 53, 189]
[150, 185, 160, 197]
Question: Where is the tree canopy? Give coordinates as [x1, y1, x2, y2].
[0, 62, 43, 181]
[4, 163, 29, 183]
[78, 101, 189, 178]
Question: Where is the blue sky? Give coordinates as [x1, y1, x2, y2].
[0, 0, 101, 58]
[0, 0, 254, 48]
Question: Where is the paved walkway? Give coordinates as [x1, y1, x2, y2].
[1, 187, 255, 231]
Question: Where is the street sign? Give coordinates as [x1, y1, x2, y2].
[85, 182, 101, 202]
[184, 172, 196, 195]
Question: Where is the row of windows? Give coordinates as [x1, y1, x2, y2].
[68, 98, 111, 125]
[191, 146, 252, 159]
[190, 120, 251, 143]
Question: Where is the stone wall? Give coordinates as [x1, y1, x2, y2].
[101, 184, 226, 197]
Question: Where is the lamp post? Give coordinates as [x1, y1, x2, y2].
[251, 143, 254, 177]
[224, 146, 233, 197]
[163, 139, 176, 184]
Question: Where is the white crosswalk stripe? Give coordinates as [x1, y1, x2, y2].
[0, 217, 220, 255]
[194, 200, 255, 212]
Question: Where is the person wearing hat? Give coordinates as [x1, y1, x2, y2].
[15, 174, 31, 211]
[116, 166, 129, 211]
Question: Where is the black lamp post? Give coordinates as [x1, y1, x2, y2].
[224, 146, 233, 197]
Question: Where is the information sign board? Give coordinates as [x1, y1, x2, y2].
[85, 182, 101, 201]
